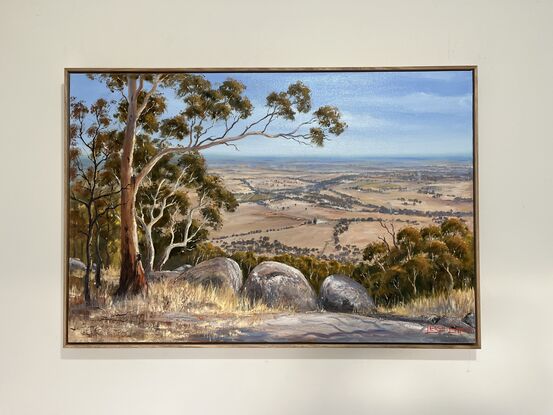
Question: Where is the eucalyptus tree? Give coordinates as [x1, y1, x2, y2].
[136, 152, 237, 273]
[156, 170, 238, 271]
[69, 98, 120, 304]
[93, 73, 347, 297]
[363, 219, 474, 305]
[135, 158, 190, 275]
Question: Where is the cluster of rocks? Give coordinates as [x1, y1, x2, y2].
[166, 257, 376, 315]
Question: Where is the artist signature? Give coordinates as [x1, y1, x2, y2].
[423, 325, 472, 335]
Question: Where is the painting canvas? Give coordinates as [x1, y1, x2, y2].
[65, 67, 479, 347]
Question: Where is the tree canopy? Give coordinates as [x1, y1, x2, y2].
[363, 218, 475, 305]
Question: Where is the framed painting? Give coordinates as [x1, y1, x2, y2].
[64, 67, 479, 347]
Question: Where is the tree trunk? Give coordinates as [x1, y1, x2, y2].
[104, 243, 111, 269]
[104, 219, 111, 268]
[142, 226, 155, 276]
[115, 76, 147, 297]
[157, 245, 173, 271]
[410, 275, 417, 296]
[83, 232, 92, 306]
[444, 267, 455, 292]
[94, 227, 102, 288]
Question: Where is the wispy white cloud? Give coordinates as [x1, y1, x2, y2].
[340, 111, 428, 134]
[341, 112, 390, 130]
[353, 92, 472, 115]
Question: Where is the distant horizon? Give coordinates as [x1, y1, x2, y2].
[203, 153, 473, 161]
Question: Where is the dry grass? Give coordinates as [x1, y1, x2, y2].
[107, 280, 278, 315]
[68, 268, 279, 316]
[379, 288, 475, 318]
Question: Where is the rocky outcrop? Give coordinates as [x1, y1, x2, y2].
[243, 261, 317, 311]
[319, 274, 375, 314]
[69, 258, 86, 272]
[179, 257, 243, 293]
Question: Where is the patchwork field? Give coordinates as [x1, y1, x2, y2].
[208, 157, 474, 262]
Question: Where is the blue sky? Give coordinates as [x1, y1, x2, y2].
[70, 70, 473, 158]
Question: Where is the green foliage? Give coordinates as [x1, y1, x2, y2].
[362, 219, 475, 306]
[159, 114, 190, 140]
[266, 91, 297, 120]
[116, 93, 167, 134]
[313, 106, 347, 135]
[363, 241, 388, 263]
[277, 254, 355, 292]
[441, 217, 469, 236]
[287, 81, 312, 113]
[230, 251, 264, 277]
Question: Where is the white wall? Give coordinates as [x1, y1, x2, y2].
[1, 1, 552, 414]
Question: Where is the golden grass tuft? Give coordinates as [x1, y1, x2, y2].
[379, 288, 475, 318]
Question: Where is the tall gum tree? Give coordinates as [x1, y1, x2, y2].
[69, 98, 120, 304]
[94, 73, 347, 297]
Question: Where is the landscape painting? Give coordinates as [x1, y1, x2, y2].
[65, 68, 479, 346]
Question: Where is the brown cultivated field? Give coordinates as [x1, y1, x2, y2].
[211, 203, 301, 236]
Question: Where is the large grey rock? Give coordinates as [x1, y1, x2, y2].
[319, 274, 375, 314]
[69, 258, 86, 272]
[179, 257, 242, 293]
[243, 261, 317, 311]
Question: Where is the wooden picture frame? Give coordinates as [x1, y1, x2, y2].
[64, 66, 479, 348]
